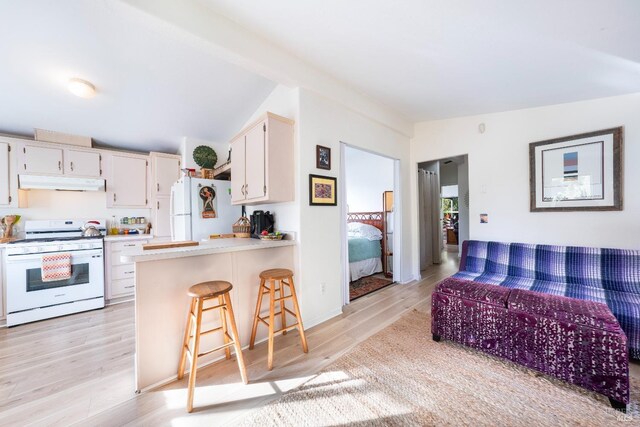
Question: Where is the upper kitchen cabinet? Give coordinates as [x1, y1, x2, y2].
[18, 142, 101, 178]
[22, 144, 64, 175]
[0, 142, 11, 206]
[0, 137, 25, 208]
[106, 152, 149, 208]
[230, 112, 294, 205]
[150, 152, 181, 197]
[64, 149, 102, 178]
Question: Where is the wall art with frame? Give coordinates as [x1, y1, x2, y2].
[529, 127, 622, 212]
[309, 174, 337, 206]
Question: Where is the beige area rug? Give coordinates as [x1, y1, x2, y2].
[240, 310, 639, 426]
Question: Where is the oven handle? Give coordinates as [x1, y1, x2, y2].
[6, 250, 103, 262]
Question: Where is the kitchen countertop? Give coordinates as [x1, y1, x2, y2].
[104, 234, 153, 242]
[121, 238, 296, 263]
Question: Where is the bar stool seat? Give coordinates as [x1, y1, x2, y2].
[250, 268, 308, 370]
[187, 281, 232, 298]
[178, 280, 247, 413]
[259, 268, 293, 280]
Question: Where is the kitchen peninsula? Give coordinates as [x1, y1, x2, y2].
[121, 238, 296, 391]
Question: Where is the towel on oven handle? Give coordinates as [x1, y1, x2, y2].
[41, 253, 72, 282]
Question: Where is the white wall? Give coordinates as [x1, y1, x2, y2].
[345, 146, 394, 212]
[457, 158, 469, 251]
[297, 88, 413, 327]
[411, 93, 640, 275]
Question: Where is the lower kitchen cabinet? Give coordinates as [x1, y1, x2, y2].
[0, 247, 5, 320]
[105, 239, 148, 300]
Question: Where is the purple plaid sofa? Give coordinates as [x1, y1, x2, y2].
[430, 239, 637, 410]
[432, 277, 629, 409]
[453, 240, 640, 359]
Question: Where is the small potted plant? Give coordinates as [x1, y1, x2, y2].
[193, 146, 217, 179]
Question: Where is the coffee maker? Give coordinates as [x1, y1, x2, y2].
[250, 210, 275, 239]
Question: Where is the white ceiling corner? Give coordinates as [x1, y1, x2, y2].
[0, 0, 277, 152]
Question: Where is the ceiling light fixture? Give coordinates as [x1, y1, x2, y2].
[68, 78, 96, 98]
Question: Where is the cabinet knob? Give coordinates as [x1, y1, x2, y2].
[58, 160, 62, 170]
[157, 183, 160, 192]
[113, 193, 117, 202]
[70, 161, 74, 171]
[157, 201, 160, 210]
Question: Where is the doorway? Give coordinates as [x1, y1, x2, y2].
[340, 144, 400, 303]
[417, 155, 469, 275]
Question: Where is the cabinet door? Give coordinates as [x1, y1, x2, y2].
[65, 149, 101, 177]
[230, 135, 247, 204]
[244, 122, 266, 200]
[154, 156, 180, 196]
[0, 143, 9, 206]
[111, 155, 148, 207]
[0, 248, 4, 319]
[154, 197, 171, 237]
[23, 145, 63, 175]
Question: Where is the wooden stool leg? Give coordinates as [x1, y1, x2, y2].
[178, 298, 196, 380]
[288, 276, 308, 353]
[223, 292, 248, 384]
[249, 278, 266, 349]
[267, 279, 276, 370]
[279, 279, 287, 336]
[186, 298, 204, 413]
[218, 295, 231, 360]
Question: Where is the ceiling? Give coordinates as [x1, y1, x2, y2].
[0, 1, 276, 152]
[203, 0, 640, 121]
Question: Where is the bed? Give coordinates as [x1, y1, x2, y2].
[347, 212, 385, 281]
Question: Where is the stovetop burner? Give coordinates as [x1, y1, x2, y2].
[8, 235, 104, 244]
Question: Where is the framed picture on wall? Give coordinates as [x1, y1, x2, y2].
[309, 174, 337, 206]
[316, 145, 331, 170]
[529, 127, 623, 212]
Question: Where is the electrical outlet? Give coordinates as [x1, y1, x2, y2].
[320, 282, 326, 294]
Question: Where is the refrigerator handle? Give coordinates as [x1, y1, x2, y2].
[169, 185, 176, 241]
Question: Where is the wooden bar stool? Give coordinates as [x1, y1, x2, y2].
[178, 281, 247, 413]
[249, 268, 308, 370]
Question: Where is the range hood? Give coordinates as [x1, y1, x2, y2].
[19, 175, 106, 192]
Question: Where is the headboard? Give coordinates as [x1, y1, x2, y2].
[347, 212, 384, 233]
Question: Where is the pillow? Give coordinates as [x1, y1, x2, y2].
[347, 222, 382, 241]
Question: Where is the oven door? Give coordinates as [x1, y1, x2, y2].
[6, 249, 105, 313]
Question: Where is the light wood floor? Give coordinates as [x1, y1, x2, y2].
[2, 252, 636, 426]
[0, 254, 457, 427]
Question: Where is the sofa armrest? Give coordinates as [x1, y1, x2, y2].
[459, 240, 469, 271]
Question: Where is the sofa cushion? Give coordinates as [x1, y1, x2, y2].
[507, 289, 622, 333]
[452, 271, 570, 296]
[436, 277, 510, 307]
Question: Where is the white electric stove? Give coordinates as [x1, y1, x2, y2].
[4, 219, 107, 326]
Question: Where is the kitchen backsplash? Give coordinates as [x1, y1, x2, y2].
[0, 190, 149, 236]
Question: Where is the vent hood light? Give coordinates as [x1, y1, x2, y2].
[19, 175, 106, 192]
[68, 78, 96, 98]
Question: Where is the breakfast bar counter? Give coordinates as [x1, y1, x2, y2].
[122, 238, 296, 391]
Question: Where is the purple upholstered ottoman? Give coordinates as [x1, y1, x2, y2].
[431, 278, 630, 410]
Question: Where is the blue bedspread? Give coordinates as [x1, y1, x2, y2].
[348, 237, 381, 263]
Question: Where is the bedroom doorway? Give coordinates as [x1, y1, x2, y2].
[417, 155, 469, 275]
[341, 144, 399, 303]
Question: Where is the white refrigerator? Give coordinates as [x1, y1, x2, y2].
[170, 177, 240, 241]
